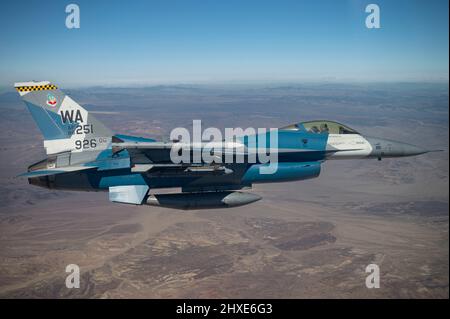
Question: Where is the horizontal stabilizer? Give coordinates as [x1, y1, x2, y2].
[18, 166, 96, 178]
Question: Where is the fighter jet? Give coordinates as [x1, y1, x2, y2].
[15, 81, 434, 209]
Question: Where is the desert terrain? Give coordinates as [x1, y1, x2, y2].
[0, 83, 448, 298]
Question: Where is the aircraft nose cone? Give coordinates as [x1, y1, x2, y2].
[386, 141, 429, 157]
[367, 137, 429, 159]
[401, 143, 428, 156]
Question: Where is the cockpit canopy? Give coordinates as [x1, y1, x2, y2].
[280, 120, 359, 135]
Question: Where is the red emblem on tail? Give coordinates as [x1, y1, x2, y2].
[46, 93, 57, 107]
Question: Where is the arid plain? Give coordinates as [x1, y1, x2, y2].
[0, 83, 448, 298]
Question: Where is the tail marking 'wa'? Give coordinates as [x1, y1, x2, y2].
[15, 81, 112, 155]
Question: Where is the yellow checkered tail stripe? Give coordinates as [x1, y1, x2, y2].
[15, 84, 58, 92]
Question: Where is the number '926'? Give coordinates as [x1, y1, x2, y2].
[75, 139, 97, 150]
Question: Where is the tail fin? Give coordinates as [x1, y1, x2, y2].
[15, 81, 112, 155]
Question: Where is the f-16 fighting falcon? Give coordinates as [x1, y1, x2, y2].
[15, 81, 435, 209]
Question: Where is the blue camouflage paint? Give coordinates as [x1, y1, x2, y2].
[97, 172, 148, 188]
[114, 134, 156, 143]
[87, 149, 131, 171]
[239, 129, 329, 162]
[25, 102, 74, 140]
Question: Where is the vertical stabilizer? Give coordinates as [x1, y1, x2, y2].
[15, 81, 112, 155]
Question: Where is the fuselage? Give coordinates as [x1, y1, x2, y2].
[27, 126, 428, 192]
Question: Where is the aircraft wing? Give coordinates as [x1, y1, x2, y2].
[112, 141, 247, 166]
[113, 141, 364, 167]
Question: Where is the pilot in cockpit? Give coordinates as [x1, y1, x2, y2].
[319, 123, 329, 133]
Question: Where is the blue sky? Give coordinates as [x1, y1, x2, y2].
[0, 0, 448, 87]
